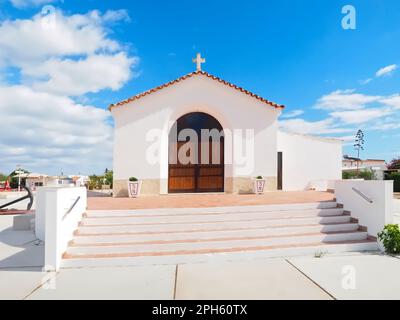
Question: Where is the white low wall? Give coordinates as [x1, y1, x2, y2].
[335, 180, 393, 237]
[35, 187, 87, 271]
[308, 180, 337, 192]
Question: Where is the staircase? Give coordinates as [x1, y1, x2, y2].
[62, 201, 378, 268]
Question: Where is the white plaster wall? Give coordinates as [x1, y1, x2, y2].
[35, 187, 87, 271]
[112, 74, 281, 193]
[277, 131, 342, 191]
[335, 180, 393, 237]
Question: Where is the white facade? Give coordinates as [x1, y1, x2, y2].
[111, 71, 343, 196]
[277, 131, 342, 191]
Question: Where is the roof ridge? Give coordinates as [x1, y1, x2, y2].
[109, 70, 285, 111]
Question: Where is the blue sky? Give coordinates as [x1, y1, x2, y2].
[0, 0, 399, 175]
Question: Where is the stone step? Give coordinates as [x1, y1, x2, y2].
[85, 201, 339, 218]
[66, 231, 368, 257]
[72, 223, 360, 246]
[81, 208, 345, 226]
[75, 215, 351, 235]
[61, 240, 378, 268]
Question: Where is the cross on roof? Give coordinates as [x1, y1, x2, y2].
[192, 53, 206, 71]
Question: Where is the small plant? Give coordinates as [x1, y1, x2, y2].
[314, 250, 326, 258]
[385, 172, 400, 192]
[378, 224, 400, 254]
[256, 176, 263, 180]
[129, 177, 138, 182]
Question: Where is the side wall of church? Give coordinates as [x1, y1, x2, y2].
[277, 131, 343, 191]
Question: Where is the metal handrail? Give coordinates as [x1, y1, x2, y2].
[0, 186, 34, 210]
[62, 196, 81, 220]
[352, 187, 373, 204]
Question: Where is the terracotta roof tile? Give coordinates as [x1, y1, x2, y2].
[108, 71, 285, 111]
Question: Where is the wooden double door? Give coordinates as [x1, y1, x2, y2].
[168, 112, 224, 193]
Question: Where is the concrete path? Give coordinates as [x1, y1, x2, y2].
[175, 259, 332, 300]
[28, 266, 176, 300]
[288, 252, 400, 300]
[2, 253, 400, 299]
[0, 267, 45, 300]
[0, 215, 44, 269]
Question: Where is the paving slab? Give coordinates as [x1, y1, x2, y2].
[289, 253, 400, 300]
[0, 245, 44, 268]
[175, 259, 332, 300]
[27, 265, 176, 300]
[0, 215, 44, 268]
[0, 267, 45, 300]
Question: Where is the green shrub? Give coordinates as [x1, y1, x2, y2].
[255, 176, 263, 180]
[0, 173, 7, 181]
[88, 175, 103, 190]
[385, 172, 400, 192]
[342, 169, 374, 180]
[378, 224, 400, 254]
[104, 170, 113, 188]
[129, 177, 138, 182]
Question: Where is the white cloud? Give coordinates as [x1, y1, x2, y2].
[359, 78, 373, 85]
[368, 117, 400, 131]
[333, 135, 357, 146]
[280, 109, 304, 119]
[0, 85, 113, 174]
[10, 0, 55, 8]
[380, 94, 400, 109]
[376, 64, 397, 77]
[24, 53, 138, 96]
[330, 108, 393, 124]
[282, 88, 400, 140]
[101, 9, 130, 23]
[279, 118, 353, 135]
[315, 89, 381, 110]
[0, 10, 121, 67]
[0, 10, 136, 175]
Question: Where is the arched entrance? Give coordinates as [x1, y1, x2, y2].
[168, 112, 224, 193]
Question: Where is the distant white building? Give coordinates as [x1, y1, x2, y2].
[342, 156, 388, 179]
[22, 173, 89, 190]
[342, 156, 387, 171]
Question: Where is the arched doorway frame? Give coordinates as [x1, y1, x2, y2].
[159, 105, 232, 194]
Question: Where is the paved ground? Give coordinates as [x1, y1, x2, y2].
[394, 199, 400, 225]
[88, 191, 335, 210]
[289, 252, 400, 300]
[174, 259, 331, 300]
[1, 200, 400, 300]
[27, 265, 176, 300]
[0, 215, 43, 269]
[2, 252, 400, 300]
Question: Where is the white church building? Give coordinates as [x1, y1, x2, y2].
[110, 54, 342, 197]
